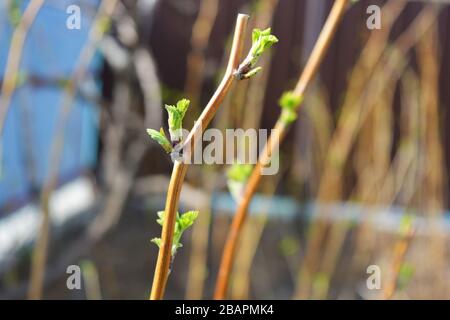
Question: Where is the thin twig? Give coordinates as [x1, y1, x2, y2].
[295, 3, 440, 299]
[0, 0, 45, 169]
[382, 228, 415, 299]
[383, 14, 442, 300]
[298, 0, 407, 299]
[149, 13, 249, 300]
[214, 0, 350, 299]
[182, 0, 220, 298]
[184, 0, 220, 112]
[28, 0, 118, 300]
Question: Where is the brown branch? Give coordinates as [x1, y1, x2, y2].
[184, 0, 280, 300]
[382, 228, 415, 299]
[149, 13, 249, 300]
[27, 0, 119, 300]
[383, 13, 441, 300]
[214, 0, 350, 300]
[296, 0, 408, 299]
[295, 3, 439, 299]
[184, 0, 220, 112]
[0, 0, 45, 164]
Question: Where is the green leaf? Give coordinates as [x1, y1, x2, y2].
[165, 104, 181, 140]
[399, 214, 414, 237]
[152, 236, 182, 256]
[279, 91, 303, 124]
[312, 272, 330, 299]
[250, 28, 279, 64]
[152, 209, 199, 258]
[176, 98, 190, 116]
[7, 0, 22, 28]
[235, 27, 278, 80]
[252, 28, 262, 44]
[227, 164, 253, 202]
[178, 211, 199, 231]
[172, 243, 183, 256]
[398, 263, 415, 289]
[280, 109, 298, 124]
[279, 91, 303, 111]
[165, 98, 191, 142]
[98, 16, 112, 34]
[151, 238, 161, 248]
[227, 164, 253, 182]
[279, 236, 299, 257]
[242, 66, 262, 80]
[147, 128, 173, 153]
[156, 211, 165, 226]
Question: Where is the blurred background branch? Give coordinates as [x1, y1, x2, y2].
[1, 0, 450, 300]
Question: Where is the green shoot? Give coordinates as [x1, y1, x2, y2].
[399, 214, 414, 237]
[165, 98, 190, 143]
[147, 98, 191, 152]
[250, 28, 279, 65]
[151, 210, 199, 257]
[279, 91, 303, 124]
[242, 66, 262, 79]
[227, 163, 253, 182]
[397, 263, 415, 290]
[227, 164, 253, 202]
[7, 0, 22, 28]
[235, 28, 278, 80]
[146, 128, 172, 153]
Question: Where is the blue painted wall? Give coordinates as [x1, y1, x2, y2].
[0, 0, 101, 212]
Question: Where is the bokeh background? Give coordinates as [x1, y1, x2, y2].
[1, 0, 450, 299]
